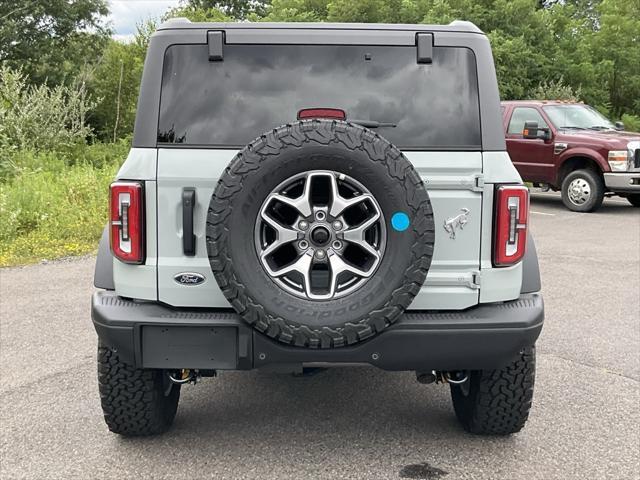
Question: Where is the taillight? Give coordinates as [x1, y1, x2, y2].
[494, 185, 529, 267]
[297, 108, 346, 120]
[110, 181, 144, 264]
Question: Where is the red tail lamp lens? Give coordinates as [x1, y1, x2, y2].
[494, 185, 529, 267]
[110, 182, 144, 264]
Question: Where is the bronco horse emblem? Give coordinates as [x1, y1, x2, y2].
[444, 208, 470, 239]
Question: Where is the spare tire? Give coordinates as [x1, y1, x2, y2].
[207, 120, 435, 348]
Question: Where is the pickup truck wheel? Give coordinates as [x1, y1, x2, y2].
[450, 347, 535, 435]
[561, 169, 604, 212]
[97, 343, 180, 436]
[626, 194, 640, 207]
[207, 119, 435, 349]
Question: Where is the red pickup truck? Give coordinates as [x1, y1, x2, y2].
[501, 100, 640, 212]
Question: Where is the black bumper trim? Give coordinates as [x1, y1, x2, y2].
[91, 292, 543, 371]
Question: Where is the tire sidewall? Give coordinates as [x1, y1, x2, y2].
[561, 169, 604, 212]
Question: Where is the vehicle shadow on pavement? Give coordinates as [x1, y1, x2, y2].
[172, 368, 457, 439]
[116, 368, 523, 470]
[112, 368, 527, 477]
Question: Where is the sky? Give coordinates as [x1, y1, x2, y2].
[107, 0, 180, 42]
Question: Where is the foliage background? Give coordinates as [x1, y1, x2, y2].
[0, 0, 639, 266]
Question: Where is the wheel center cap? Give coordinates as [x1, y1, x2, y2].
[310, 226, 330, 246]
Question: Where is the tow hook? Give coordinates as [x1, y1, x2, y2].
[167, 369, 203, 385]
[416, 370, 469, 385]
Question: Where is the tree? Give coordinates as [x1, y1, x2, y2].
[165, 4, 233, 22]
[590, 0, 640, 117]
[0, 0, 110, 85]
[259, 0, 327, 21]
[86, 40, 144, 141]
[84, 19, 159, 140]
[184, 0, 270, 20]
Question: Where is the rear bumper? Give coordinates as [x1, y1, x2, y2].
[91, 291, 544, 372]
[604, 172, 640, 192]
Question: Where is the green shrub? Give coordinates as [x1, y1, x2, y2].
[0, 142, 127, 266]
[530, 76, 582, 102]
[0, 66, 94, 153]
[0, 64, 128, 265]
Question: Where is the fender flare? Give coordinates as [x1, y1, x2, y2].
[555, 148, 607, 184]
[521, 232, 541, 294]
[94, 226, 114, 290]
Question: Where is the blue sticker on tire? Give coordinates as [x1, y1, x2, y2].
[391, 212, 410, 232]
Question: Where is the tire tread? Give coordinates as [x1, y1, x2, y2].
[97, 343, 180, 436]
[451, 347, 535, 435]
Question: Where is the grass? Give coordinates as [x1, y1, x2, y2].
[0, 141, 129, 267]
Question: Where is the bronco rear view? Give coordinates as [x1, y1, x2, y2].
[92, 20, 544, 436]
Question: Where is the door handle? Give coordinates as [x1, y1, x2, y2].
[182, 188, 196, 256]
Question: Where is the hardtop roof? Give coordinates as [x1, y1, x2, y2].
[156, 18, 484, 35]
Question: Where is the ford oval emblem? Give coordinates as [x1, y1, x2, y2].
[173, 272, 206, 286]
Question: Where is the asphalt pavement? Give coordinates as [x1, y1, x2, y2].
[1, 193, 638, 480]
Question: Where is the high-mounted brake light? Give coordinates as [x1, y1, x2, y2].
[297, 108, 346, 120]
[110, 182, 144, 264]
[494, 185, 528, 267]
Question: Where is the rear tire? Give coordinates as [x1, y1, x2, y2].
[97, 343, 180, 436]
[626, 194, 640, 207]
[561, 169, 604, 212]
[450, 347, 535, 435]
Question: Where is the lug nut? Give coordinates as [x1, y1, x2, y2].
[332, 240, 342, 250]
[332, 220, 343, 230]
[298, 240, 309, 250]
[298, 220, 309, 230]
[315, 249, 326, 259]
[315, 211, 326, 221]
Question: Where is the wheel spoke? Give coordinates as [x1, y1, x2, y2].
[328, 250, 374, 280]
[267, 250, 313, 279]
[342, 211, 381, 260]
[268, 251, 320, 300]
[327, 174, 374, 218]
[259, 210, 299, 257]
[269, 193, 312, 218]
[268, 172, 314, 218]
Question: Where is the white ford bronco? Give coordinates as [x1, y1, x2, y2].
[92, 20, 544, 436]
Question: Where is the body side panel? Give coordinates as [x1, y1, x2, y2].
[479, 151, 524, 301]
[111, 149, 158, 300]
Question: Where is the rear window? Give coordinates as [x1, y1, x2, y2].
[158, 44, 481, 149]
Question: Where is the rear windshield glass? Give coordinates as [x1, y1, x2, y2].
[158, 44, 481, 149]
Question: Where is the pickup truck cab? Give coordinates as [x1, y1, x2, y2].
[501, 100, 640, 212]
